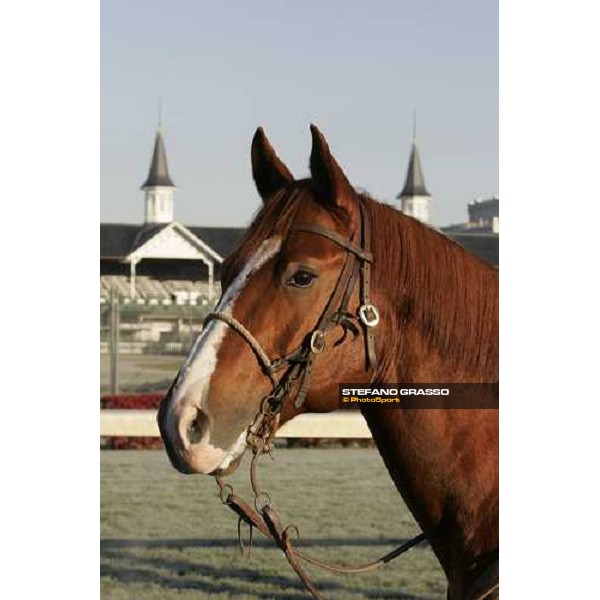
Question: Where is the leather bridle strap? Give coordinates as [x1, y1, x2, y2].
[204, 311, 278, 378]
[292, 198, 378, 371]
[358, 199, 377, 370]
[206, 199, 432, 600]
[205, 198, 495, 600]
[291, 245, 361, 408]
[221, 484, 498, 600]
[218, 479, 427, 600]
[290, 223, 373, 263]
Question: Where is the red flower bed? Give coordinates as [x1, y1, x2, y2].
[106, 436, 164, 450]
[100, 392, 166, 410]
[101, 392, 167, 449]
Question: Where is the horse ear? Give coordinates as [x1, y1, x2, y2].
[309, 124, 355, 212]
[251, 127, 294, 202]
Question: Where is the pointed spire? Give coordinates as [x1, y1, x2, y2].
[397, 139, 430, 199]
[141, 129, 175, 189]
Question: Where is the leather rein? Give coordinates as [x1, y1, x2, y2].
[203, 198, 426, 599]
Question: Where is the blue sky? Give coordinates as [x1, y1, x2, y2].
[101, 0, 498, 227]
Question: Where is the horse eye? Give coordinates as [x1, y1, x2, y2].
[287, 270, 317, 288]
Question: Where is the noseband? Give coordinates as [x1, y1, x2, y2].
[204, 197, 379, 452]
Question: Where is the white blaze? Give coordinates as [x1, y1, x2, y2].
[165, 237, 281, 467]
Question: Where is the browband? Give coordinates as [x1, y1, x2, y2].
[291, 224, 374, 263]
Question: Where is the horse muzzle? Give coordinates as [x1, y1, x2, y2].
[158, 392, 232, 475]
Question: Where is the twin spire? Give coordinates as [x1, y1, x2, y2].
[396, 114, 432, 224]
[141, 129, 176, 190]
[397, 142, 430, 199]
[140, 114, 430, 224]
[142, 123, 176, 224]
[397, 112, 430, 199]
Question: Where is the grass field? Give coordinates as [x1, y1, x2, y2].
[101, 448, 446, 600]
[100, 354, 184, 393]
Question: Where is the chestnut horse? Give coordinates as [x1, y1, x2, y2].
[158, 125, 499, 600]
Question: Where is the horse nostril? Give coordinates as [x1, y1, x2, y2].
[186, 409, 209, 445]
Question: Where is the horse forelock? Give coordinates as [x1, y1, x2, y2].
[222, 180, 349, 287]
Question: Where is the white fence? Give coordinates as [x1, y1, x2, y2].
[100, 410, 372, 439]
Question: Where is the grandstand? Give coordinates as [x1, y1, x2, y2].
[100, 127, 498, 355]
[100, 219, 240, 307]
[99, 275, 221, 306]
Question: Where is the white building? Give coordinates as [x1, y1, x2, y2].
[397, 137, 432, 224]
[100, 125, 499, 354]
[101, 126, 499, 305]
[141, 129, 177, 224]
[101, 128, 244, 307]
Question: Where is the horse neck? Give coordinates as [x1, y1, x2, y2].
[368, 202, 498, 384]
[363, 208, 499, 580]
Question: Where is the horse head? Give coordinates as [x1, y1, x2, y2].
[158, 125, 379, 475]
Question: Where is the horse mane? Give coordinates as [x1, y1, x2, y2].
[363, 195, 498, 382]
[223, 182, 498, 382]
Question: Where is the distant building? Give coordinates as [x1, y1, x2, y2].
[100, 128, 244, 307]
[393, 121, 498, 267]
[100, 126, 498, 355]
[442, 228, 499, 267]
[397, 135, 432, 225]
[101, 125, 498, 308]
[142, 129, 177, 224]
[468, 197, 499, 233]
[441, 196, 499, 267]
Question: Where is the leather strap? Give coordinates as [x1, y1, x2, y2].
[226, 487, 493, 600]
[205, 197, 376, 408]
[262, 506, 325, 600]
[294, 250, 358, 409]
[204, 311, 280, 380]
[291, 224, 373, 263]
[358, 200, 377, 371]
[219, 482, 427, 596]
[205, 197, 428, 600]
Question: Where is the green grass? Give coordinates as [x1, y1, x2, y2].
[101, 448, 446, 599]
[100, 354, 184, 393]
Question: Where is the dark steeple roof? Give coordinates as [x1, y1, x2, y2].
[141, 130, 176, 189]
[397, 141, 430, 199]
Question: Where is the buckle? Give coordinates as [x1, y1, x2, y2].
[358, 304, 380, 328]
[309, 330, 326, 354]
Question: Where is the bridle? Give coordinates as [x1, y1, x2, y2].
[196, 195, 499, 600]
[200, 197, 432, 598]
[205, 196, 379, 418]
[201, 197, 428, 599]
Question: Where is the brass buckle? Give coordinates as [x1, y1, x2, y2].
[358, 304, 380, 328]
[309, 330, 326, 354]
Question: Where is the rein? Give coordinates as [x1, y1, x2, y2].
[203, 198, 427, 599]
